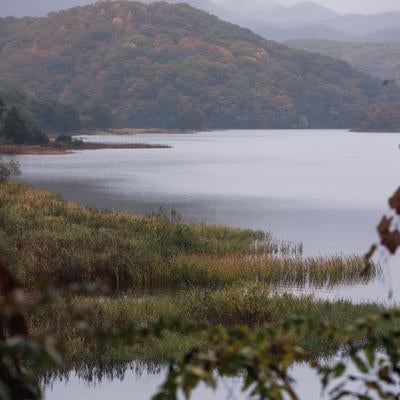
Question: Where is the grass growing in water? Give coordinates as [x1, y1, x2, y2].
[32, 285, 384, 365]
[0, 182, 384, 372]
[0, 182, 379, 292]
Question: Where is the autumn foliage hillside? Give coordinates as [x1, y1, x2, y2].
[0, 1, 398, 129]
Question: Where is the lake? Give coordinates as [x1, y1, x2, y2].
[9, 129, 400, 301]
[6, 129, 400, 398]
[11, 130, 400, 254]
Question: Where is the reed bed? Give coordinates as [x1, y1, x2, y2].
[38, 286, 382, 331]
[31, 286, 384, 364]
[0, 182, 387, 372]
[0, 182, 378, 292]
[169, 254, 378, 289]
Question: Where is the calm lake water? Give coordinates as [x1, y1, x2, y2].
[12, 130, 400, 255]
[10, 129, 400, 301]
[6, 129, 400, 399]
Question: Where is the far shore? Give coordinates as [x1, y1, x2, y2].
[0, 142, 171, 155]
[73, 128, 196, 136]
[351, 129, 400, 133]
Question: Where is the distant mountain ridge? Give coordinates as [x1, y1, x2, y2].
[323, 12, 400, 36]
[0, 1, 398, 130]
[253, 24, 400, 43]
[365, 29, 400, 43]
[0, 0, 400, 42]
[286, 39, 400, 80]
[264, 1, 339, 26]
[163, 1, 400, 43]
[1, 0, 400, 42]
[250, 8, 400, 42]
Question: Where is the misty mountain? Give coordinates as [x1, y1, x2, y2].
[287, 39, 400, 80]
[1, 0, 400, 43]
[266, 1, 339, 26]
[253, 24, 400, 43]
[208, 0, 284, 23]
[365, 29, 400, 43]
[252, 23, 356, 42]
[323, 12, 400, 36]
[252, 10, 400, 42]
[193, 1, 400, 43]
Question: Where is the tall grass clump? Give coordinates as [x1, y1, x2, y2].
[31, 286, 384, 364]
[0, 182, 379, 292]
[168, 254, 379, 289]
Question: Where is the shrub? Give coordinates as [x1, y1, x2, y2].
[0, 160, 21, 183]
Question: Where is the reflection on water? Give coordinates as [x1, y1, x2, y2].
[44, 362, 323, 400]
[45, 368, 244, 400]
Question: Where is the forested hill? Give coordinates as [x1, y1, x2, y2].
[0, 2, 398, 129]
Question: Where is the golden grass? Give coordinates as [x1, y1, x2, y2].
[0, 182, 379, 292]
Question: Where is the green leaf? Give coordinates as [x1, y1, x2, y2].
[364, 347, 375, 368]
[333, 363, 346, 378]
[351, 354, 369, 374]
[331, 390, 352, 400]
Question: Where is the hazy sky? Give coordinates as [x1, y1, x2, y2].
[280, 0, 400, 14]
[1, 0, 400, 17]
[214, 0, 400, 14]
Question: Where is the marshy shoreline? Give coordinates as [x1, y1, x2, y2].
[76, 128, 195, 135]
[0, 181, 385, 369]
[0, 142, 171, 155]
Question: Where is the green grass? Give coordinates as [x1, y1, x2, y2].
[0, 182, 379, 292]
[0, 181, 385, 372]
[32, 285, 384, 365]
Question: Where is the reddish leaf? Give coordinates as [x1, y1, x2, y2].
[365, 244, 377, 262]
[388, 187, 400, 214]
[377, 216, 393, 236]
[381, 231, 400, 254]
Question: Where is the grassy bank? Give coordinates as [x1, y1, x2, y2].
[32, 286, 384, 366]
[0, 182, 378, 292]
[76, 128, 194, 135]
[0, 181, 385, 371]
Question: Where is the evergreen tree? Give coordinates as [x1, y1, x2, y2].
[0, 94, 49, 144]
[34, 100, 81, 132]
[0, 95, 5, 117]
[0, 95, 6, 138]
[85, 105, 113, 129]
[3, 107, 31, 144]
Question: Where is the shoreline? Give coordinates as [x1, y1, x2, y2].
[350, 129, 400, 133]
[0, 143, 171, 155]
[74, 128, 196, 136]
